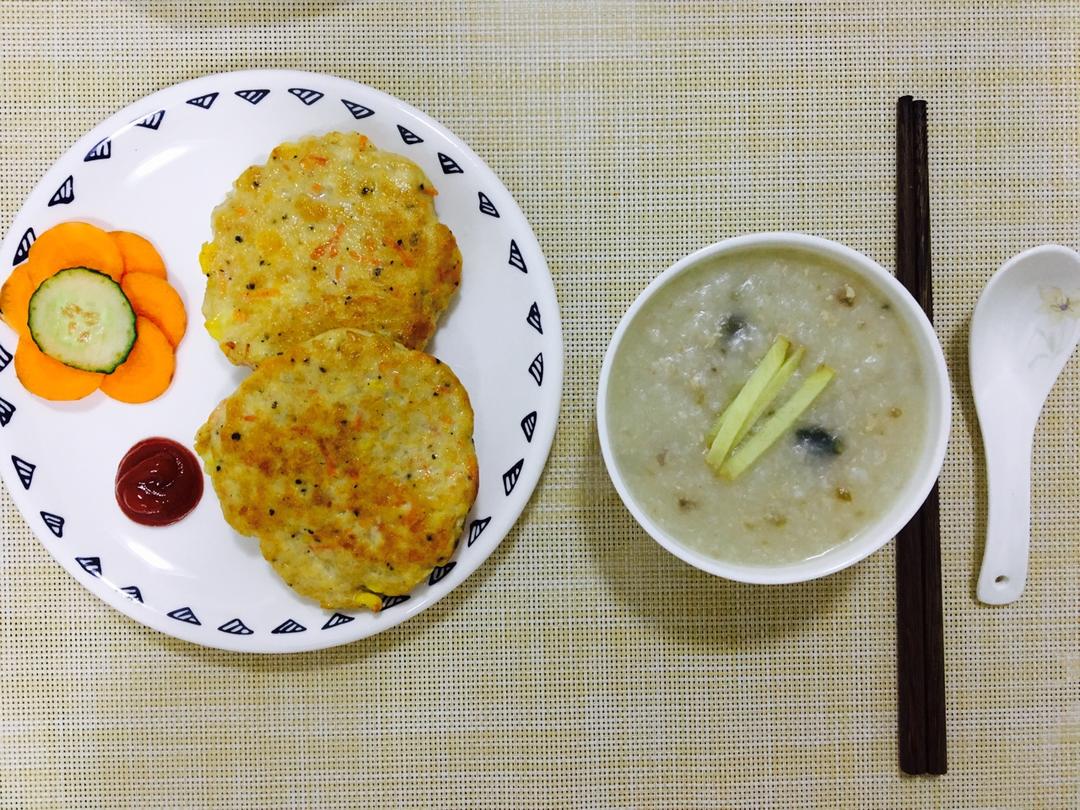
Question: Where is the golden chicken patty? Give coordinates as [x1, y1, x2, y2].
[195, 328, 478, 610]
[200, 131, 462, 366]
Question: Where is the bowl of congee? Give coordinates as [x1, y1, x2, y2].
[597, 233, 951, 583]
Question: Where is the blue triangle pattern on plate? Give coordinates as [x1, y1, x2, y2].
[288, 87, 324, 106]
[271, 618, 307, 634]
[48, 175, 74, 206]
[11, 455, 34, 489]
[478, 191, 499, 217]
[218, 618, 254, 635]
[135, 110, 165, 130]
[438, 152, 463, 174]
[341, 98, 374, 119]
[0, 396, 15, 426]
[520, 411, 537, 443]
[84, 138, 111, 162]
[167, 606, 200, 625]
[527, 302, 542, 334]
[12, 227, 35, 266]
[502, 459, 524, 496]
[467, 516, 491, 547]
[508, 239, 526, 273]
[40, 511, 64, 537]
[396, 124, 423, 145]
[0, 342, 11, 373]
[121, 585, 143, 602]
[186, 92, 219, 110]
[322, 612, 354, 629]
[234, 89, 269, 105]
[428, 561, 457, 586]
[76, 556, 102, 578]
[381, 594, 410, 610]
[528, 352, 543, 386]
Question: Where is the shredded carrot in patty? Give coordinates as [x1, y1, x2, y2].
[391, 242, 415, 267]
[311, 224, 345, 260]
[300, 154, 328, 170]
[316, 438, 337, 477]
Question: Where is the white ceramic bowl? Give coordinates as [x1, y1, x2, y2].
[596, 233, 952, 584]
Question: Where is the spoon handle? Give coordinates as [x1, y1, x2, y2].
[977, 424, 1033, 604]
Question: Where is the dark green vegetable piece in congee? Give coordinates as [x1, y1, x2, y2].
[719, 314, 748, 343]
[795, 426, 843, 457]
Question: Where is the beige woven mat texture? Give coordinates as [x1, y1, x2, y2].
[0, 1, 1077, 807]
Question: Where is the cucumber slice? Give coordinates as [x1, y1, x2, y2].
[28, 267, 136, 373]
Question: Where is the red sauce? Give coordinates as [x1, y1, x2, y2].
[115, 438, 203, 526]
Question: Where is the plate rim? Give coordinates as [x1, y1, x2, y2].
[0, 68, 564, 653]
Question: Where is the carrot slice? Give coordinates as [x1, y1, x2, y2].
[27, 222, 125, 287]
[0, 263, 34, 337]
[120, 272, 187, 347]
[14, 337, 103, 401]
[100, 317, 175, 403]
[111, 231, 167, 280]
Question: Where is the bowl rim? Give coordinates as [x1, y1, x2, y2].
[595, 232, 952, 584]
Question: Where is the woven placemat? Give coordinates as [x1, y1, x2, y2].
[1, 2, 1077, 807]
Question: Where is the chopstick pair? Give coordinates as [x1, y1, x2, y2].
[894, 95, 947, 776]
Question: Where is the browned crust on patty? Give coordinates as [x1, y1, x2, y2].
[200, 131, 462, 366]
[195, 328, 478, 610]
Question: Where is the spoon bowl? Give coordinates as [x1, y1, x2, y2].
[970, 244, 1080, 604]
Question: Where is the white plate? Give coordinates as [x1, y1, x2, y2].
[0, 70, 562, 653]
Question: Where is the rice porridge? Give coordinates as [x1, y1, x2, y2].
[606, 247, 928, 566]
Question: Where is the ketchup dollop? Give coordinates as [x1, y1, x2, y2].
[115, 438, 203, 526]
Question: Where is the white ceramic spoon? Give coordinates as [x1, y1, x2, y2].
[970, 245, 1080, 605]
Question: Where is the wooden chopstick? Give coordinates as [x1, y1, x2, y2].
[894, 95, 927, 775]
[894, 95, 948, 776]
[912, 99, 948, 776]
